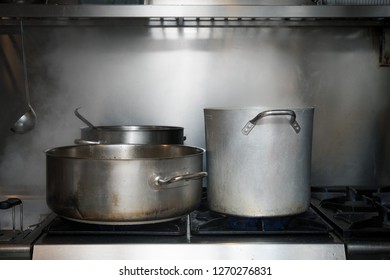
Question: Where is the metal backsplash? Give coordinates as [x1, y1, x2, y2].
[0, 24, 390, 226]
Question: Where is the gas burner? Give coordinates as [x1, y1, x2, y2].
[362, 195, 390, 229]
[190, 208, 331, 235]
[316, 187, 377, 212]
[333, 212, 382, 229]
[311, 187, 390, 238]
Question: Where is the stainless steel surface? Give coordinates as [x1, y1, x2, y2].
[317, 0, 390, 4]
[148, 0, 315, 4]
[32, 236, 346, 260]
[1, 5, 390, 19]
[0, 18, 387, 28]
[1, 23, 390, 224]
[346, 242, 390, 260]
[205, 107, 314, 217]
[80, 125, 185, 144]
[380, 28, 390, 66]
[10, 20, 36, 134]
[0, 243, 32, 260]
[46, 144, 205, 224]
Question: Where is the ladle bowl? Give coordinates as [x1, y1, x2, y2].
[11, 105, 36, 134]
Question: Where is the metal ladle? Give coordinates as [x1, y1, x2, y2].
[11, 20, 36, 134]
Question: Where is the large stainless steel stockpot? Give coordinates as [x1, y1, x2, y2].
[204, 107, 314, 217]
[76, 125, 185, 145]
[46, 144, 206, 224]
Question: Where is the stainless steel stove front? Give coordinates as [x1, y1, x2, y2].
[31, 216, 346, 260]
[32, 241, 346, 260]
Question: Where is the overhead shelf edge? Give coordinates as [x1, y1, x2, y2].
[0, 5, 390, 19]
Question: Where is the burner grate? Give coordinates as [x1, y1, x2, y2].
[311, 187, 390, 238]
[44, 216, 187, 236]
[190, 208, 331, 235]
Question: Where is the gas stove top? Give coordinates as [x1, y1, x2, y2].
[311, 186, 390, 259]
[27, 189, 345, 260]
[29, 211, 344, 260]
[7, 186, 390, 260]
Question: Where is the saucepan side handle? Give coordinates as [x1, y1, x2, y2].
[241, 109, 301, 135]
[151, 172, 208, 188]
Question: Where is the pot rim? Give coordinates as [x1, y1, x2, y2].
[204, 106, 315, 111]
[80, 125, 184, 131]
[45, 144, 205, 160]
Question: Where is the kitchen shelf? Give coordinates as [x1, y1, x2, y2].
[0, 5, 390, 20]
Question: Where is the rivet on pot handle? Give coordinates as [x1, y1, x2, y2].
[241, 110, 301, 135]
[153, 171, 208, 188]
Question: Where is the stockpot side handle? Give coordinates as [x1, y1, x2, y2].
[241, 109, 301, 135]
[152, 172, 208, 188]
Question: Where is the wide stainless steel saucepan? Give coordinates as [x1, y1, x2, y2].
[46, 144, 206, 225]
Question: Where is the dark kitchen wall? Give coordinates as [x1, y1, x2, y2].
[0, 23, 389, 227]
